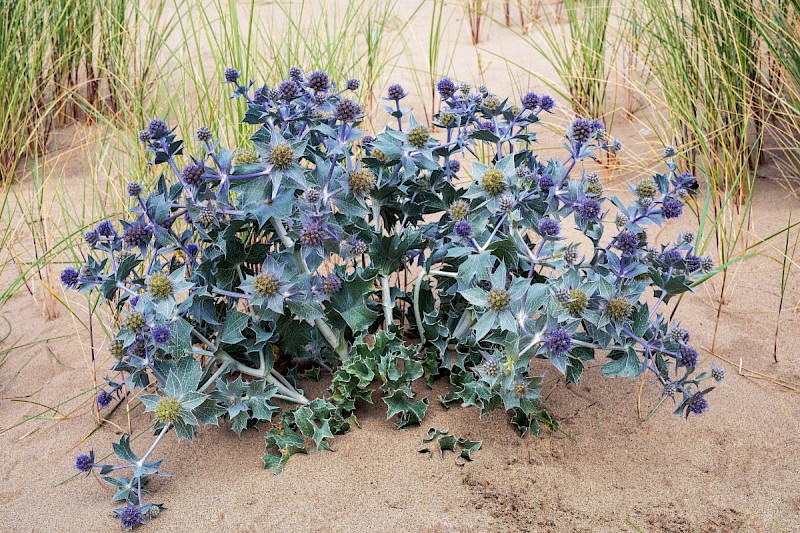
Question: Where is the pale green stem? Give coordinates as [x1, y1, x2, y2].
[413, 269, 426, 345]
[270, 217, 348, 361]
[371, 199, 393, 329]
[452, 309, 476, 340]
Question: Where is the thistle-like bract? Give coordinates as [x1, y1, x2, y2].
[487, 289, 510, 311]
[481, 169, 506, 196]
[606, 297, 632, 320]
[348, 168, 376, 196]
[408, 125, 430, 148]
[268, 144, 294, 170]
[147, 274, 173, 300]
[154, 397, 182, 424]
[253, 273, 279, 297]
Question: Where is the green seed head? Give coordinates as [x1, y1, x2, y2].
[482, 169, 506, 196]
[253, 273, 279, 297]
[148, 273, 173, 300]
[125, 312, 146, 332]
[483, 96, 500, 111]
[606, 297, 632, 320]
[109, 339, 125, 359]
[586, 181, 604, 195]
[154, 397, 182, 424]
[635, 178, 658, 199]
[231, 147, 259, 166]
[565, 289, 588, 314]
[439, 113, 456, 127]
[408, 126, 430, 148]
[268, 143, 294, 170]
[348, 168, 376, 196]
[449, 200, 470, 221]
[487, 288, 511, 312]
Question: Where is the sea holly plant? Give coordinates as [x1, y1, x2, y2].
[66, 67, 723, 528]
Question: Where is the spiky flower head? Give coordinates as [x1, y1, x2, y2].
[513, 380, 529, 398]
[449, 200, 469, 221]
[712, 366, 725, 382]
[322, 274, 342, 294]
[447, 159, 461, 174]
[306, 70, 330, 92]
[664, 145, 677, 158]
[669, 324, 690, 344]
[538, 217, 560, 237]
[577, 199, 601, 220]
[615, 213, 629, 229]
[539, 95, 555, 112]
[459, 83, 472, 94]
[635, 178, 658, 199]
[97, 390, 113, 408]
[232, 148, 259, 166]
[470, 356, 495, 380]
[254, 273, 279, 297]
[335, 98, 362, 122]
[483, 96, 500, 111]
[124, 221, 151, 248]
[152, 325, 171, 344]
[481, 169, 506, 196]
[606, 297, 632, 320]
[586, 181, 604, 195]
[387, 83, 406, 100]
[97, 220, 115, 237]
[350, 239, 367, 256]
[138, 130, 150, 143]
[679, 345, 699, 367]
[408, 125, 430, 148]
[224, 67, 240, 83]
[663, 381, 677, 397]
[687, 393, 708, 415]
[348, 168, 376, 196]
[76, 453, 94, 474]
[299, 220, 324, 247]
[125, 312, 146, 332]
[487, 288, 511, 311]
[615, 230, 639, 255]
[178, 163, 203, 189]
[521, 91, 540, 110]
[120, 505, 143, 530]
[278, 79, 300, 100]
[554, 287, 571, 304]
[666, 248, 683, 263]
[196, 207, 216, 228]
[147, 118, 169, 139]
[346, 78, 360, 91]
[147, 273, 173, 300]
[699, 256, 714, 273]
[569, 118, 593, 143]
[127, 182, 142, 197]
[195, 125, 212, 142]
[109, 339, 125, 359]
[564, 244, 579, 265]
[83, 230, 99, 246]
[186, 243, 199, 257]
[545, 328, 572, 354]
[498, 195, 514, 213]
[537, 174, 554, 193]
[436, 77, 457, 99]
[268, 143, 294, 170]
[287, 66, 303, 81]
[565, 289, 588, 314]
[154, 397, 182, 423]
[454, 220, 472, 238]
[305, 188, 320, 202]
[662, 196, 684, 219]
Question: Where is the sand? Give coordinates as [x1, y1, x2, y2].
[1, 1, 800, 531]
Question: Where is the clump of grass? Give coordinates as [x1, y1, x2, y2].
[463, 0, 487, 45]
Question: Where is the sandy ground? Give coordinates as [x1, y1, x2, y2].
[2, 1, 800, 531]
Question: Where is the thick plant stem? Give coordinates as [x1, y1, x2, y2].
[413, 270, 426, 344]
[371, 200, 393, 329]
[452, 309, 475, 339]
[270, 217, 348, 361]
[219, 352, 309, 405]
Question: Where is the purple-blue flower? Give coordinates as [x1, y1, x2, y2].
[182, 163, 204, 188]
[386, 83, 406, 100]
[521, 91, 540, 110]
[538, 174, 554, 192]
[75, 453, 93, 474]
[278, 80, 300, 100]
[124, 221, 151, 248]
[97, 220, 115, 237]
[224, 67, 240, 83]
[687, 393, 708, 415]
[436, 78, 456, 99]
[454, 220, 472, 238]
[61, 267, 79, 288]
[538, 218, 560, 237]
[615, 230, 639, 255]
[306, 70, 330, 92]
[152, 325, 171, 344]
[120, 505, 143, 530]
[540, 95, 555, 112]
[576, 199, 601, 220]
[346, 78, 360, 91]
[679, 345, 698, 367]
[147, 118, 169, 139]
[97, 390, 113, 408]
[186, 243, 199, 257]
[544, 328, 572, 354]
[662, 196, 684, 219]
